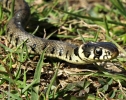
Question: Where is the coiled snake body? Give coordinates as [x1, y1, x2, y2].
[1, 0, 119, 64]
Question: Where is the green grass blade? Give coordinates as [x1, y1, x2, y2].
[77, 29, 86, 43]
[2, 90, 22, 100]
[110, 0, 126, 17]
[9, 0, 15, 20]
[59, 10, 126, 26]
[22, 79, 38, 94]
[31, 49, 45, 100]
[46, 64, 59, 99]
[103, 16, 110, 37]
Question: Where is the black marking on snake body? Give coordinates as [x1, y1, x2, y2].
[9, 33, 13, 42]
[42, 43, 47, 50]
[59, 48, 63, 56]
[4, 0, 11, 8]
[15, 37, 19, 46]
[74, 47, 83, 60]
[69, 55, 72, 60]
[74, 47, 79, 56]
[65, 50, 69, 59]
[59, 51, 62, 56]
[50, 47, 55, 54]
[4, 0, 8, 7]
[30, 44, 36, 52]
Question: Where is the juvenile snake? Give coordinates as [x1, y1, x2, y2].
[1, 0, 119, 64]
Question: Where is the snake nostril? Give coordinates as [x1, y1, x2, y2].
[107, 51, 111, 55]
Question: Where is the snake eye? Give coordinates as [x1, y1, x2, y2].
[94, 47, 102, 56]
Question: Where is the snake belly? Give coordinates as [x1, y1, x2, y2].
[1, 0, 119, 64]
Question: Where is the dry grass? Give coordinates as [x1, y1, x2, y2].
[0, 0, 126, 100]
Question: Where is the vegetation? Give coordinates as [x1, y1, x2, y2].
[0, 0, 126, 99]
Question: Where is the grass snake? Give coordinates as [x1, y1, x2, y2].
[1, 0, 119, 64]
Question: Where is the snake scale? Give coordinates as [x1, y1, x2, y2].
[1, 0, 119, 64]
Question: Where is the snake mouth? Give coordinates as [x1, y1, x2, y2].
[102, 42, 119, 60]
[100, 42, 119, 60]
[111, 47, 119, 59]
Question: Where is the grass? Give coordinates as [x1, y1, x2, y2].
[0, 0, 126, 100]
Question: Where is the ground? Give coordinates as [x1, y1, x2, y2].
[0, 0, 126, 100]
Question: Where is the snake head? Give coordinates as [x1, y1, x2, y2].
[79, 42, 119, 62]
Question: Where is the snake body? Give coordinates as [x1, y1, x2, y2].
[1, 0, 119, 64]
